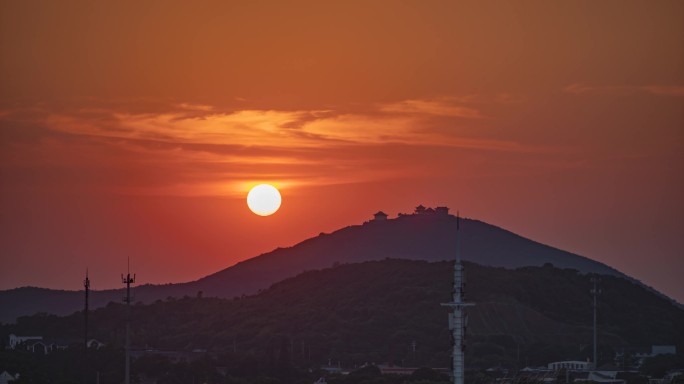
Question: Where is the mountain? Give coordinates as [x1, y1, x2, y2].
[3, 259, 683, 374]
[191, 212, 625, 297]
[0, 211, 637, 324]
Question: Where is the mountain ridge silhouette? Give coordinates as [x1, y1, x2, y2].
[0, 213, 658, 324]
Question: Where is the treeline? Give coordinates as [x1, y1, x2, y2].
[1, 259, 683, 382]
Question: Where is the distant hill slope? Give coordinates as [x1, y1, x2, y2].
[0, 213, 633, 323]
[191, 214, 625, 297]
[3, 260, 682, 370]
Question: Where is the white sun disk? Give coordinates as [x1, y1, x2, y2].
[247, 184, 282, 216]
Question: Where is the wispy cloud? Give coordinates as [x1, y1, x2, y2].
[42, 98, 527, 151]
[379, 99, 483, 118]
[640, 86, 684, 96]
[1, 98, 542, 197]
[563, 84, 684, 96]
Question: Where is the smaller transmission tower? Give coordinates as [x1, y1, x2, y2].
[84, 269, 90, 384]
[590, 277, 601, 369]
[122, 259, 136, 384]
[442, 214, 475, 384]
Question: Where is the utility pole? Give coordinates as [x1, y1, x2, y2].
[590, 277, 601, 369]
[84, 269, 90, 384]
[122, 259, 136, 384]
[442, 214, 475, 384]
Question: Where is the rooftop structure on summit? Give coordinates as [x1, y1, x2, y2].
[412, 204, 449, 216]
[369, 205, 451, 223]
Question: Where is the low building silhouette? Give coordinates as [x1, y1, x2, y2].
[7, 334, 41, 349]
[548, 360, 592, 371]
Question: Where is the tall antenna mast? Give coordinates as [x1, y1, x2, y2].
[590, 277, 601, 369]
[84, 269, 90, 384]
[442, 213, 475, 384]
[121, 258, 136, 384]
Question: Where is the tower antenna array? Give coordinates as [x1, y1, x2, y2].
[442, 213, 475, 384]
[84, 269, 90, 384]
[122, 258, 136, 384]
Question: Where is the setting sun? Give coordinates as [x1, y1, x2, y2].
[246, 184, 282, 216]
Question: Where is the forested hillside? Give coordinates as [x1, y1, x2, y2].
[3, 259, 682, 374]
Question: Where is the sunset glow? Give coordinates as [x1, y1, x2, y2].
[0, 1, 682, 304]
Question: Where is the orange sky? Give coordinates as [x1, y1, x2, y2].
[1, 1, 682, 302]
